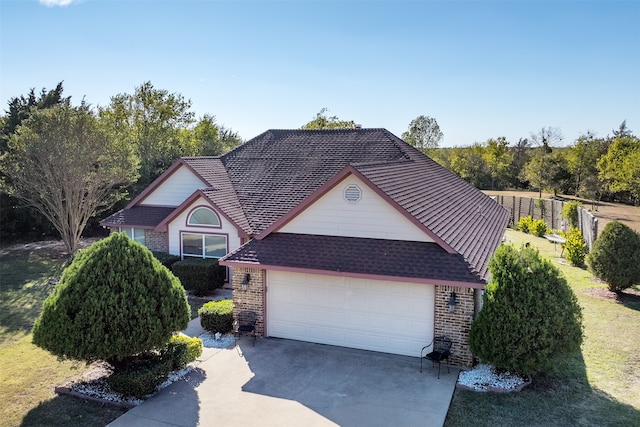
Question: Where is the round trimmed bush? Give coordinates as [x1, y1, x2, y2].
[469, 244, 583, 375]
[32, 232, 190, 364]
[163, 335, 203, 370]
[198, 299, 234, 334]
[587, 221, 640, 292]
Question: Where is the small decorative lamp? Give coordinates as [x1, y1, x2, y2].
[448, 291, 457, 313]
[242, 273, 251, 291]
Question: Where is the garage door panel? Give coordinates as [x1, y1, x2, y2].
[267, 271, 434, 357]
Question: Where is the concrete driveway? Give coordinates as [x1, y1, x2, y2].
[107, 338, 458, 427]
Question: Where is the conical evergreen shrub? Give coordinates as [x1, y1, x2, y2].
[469, 244, 583, 375]
[32, 233, 190, 364]
[587, 221, 640, 292]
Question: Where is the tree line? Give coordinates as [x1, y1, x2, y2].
[299, 110, 640, 207]
[1, 84, 637, 252]
[428, 123, 639, 207]
[0, 82, 242, 249]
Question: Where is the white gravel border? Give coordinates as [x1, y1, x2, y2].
[64, 333, 236, 405]
[199, 332, 236, 348]
[457, 364, 530, 392]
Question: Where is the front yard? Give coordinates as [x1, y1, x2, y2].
[445, 228, 640, 426]
[1, 230, 639, 425]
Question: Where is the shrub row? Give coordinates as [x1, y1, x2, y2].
[199, 299, 234, 334]
[152, 251, 181, 269]
[517, 216, 548, 237]
[171, 258, 226, 296]
[108, 355, 173, 399]
[152, 252, 226, 296]
[108, 335, 203, 399]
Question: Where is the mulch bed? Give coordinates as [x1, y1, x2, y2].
[585, 282, 640, 303]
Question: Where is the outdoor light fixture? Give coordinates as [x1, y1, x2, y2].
[448, 291, 457, 313]
[242, 273, 251, 291]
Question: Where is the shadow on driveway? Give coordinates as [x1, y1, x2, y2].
[108, 338, 457, 427]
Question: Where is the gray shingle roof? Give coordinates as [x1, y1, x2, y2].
[221, 233, 483, 285]
[102, 128, 508, 282]
[182, 158, 251, 234]
[353, 157, 508, 280]
[100, 206, 175, 228]
[219, 129, 414, 234]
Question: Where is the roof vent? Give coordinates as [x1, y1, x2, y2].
[344, 184, 362, 203]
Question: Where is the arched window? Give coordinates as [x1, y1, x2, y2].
[187, 207, 220, 227]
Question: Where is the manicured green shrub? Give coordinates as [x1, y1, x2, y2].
[528, 218, 548, 237]
[562, 200, 582, 229]
[199, 299, 234, 334]
[172, 258, 225, 296]
[587, 221, 640, 292]
[564, 227, 588, 267]
[152, 251, 181, 269]
[469, 244, 583, 375]
[163, 335, 203, 370]
[32, 233, 190, 364]
[107, 355, 173, 399]
[517, 216, 533, 233]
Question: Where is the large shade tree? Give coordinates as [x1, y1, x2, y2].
[99, 81, 195, 192]
[402, 115, 443, 152]
[1, 103, 138, 254]
[0, 83, 68, 240]
[301, 108, 356, 130]
[32, 233, 190, 365]
[598, 134, 640, 205]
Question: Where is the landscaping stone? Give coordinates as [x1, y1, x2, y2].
[456, 363, 531, 392]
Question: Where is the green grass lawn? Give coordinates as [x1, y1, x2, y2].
[3, 231, 640, 426]
[445, 229, 640, 426]
[0, 248, 126, 427]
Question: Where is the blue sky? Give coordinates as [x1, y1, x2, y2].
[1, 0, 639, 146]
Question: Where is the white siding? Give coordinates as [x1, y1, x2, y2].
[267, 270, 435, 357]
[280, 175, 433, 242]
[167, 198, 242, 257]
[140, 166, 207, 206]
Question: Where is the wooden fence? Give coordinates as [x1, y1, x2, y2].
[491, 195, 599, 249]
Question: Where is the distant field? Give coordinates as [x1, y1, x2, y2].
[483, 190, 640, 233]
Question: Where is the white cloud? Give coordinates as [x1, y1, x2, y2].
[39, 0, 76, 7]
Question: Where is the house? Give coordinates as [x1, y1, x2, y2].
[101, 128, 509, 365]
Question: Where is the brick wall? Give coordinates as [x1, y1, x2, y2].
[106, 227, 168, 253]
[230, 267, 477, 365]
[434, 285, 475, 367]
[232, 267, 265, 335]
[144, 230, 167, 252]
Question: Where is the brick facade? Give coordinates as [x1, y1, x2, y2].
[232, 267, 266, 335]
[144, 230, 167, 252]
[434, 285, 475, 366]
[230, 266, 477, 366]
[108, 227, 167, 253]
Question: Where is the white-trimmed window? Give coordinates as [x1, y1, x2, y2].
[187, 207, 220, 227]
[182, 233, 227, 259]
[120, 227, 145, 245]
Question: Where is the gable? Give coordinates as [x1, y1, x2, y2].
[279, 174, 434, 243]
[164, 195, 242, 257]
[139, 165, 208, 207]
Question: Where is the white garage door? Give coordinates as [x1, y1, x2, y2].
[267, 271, 434, 357]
